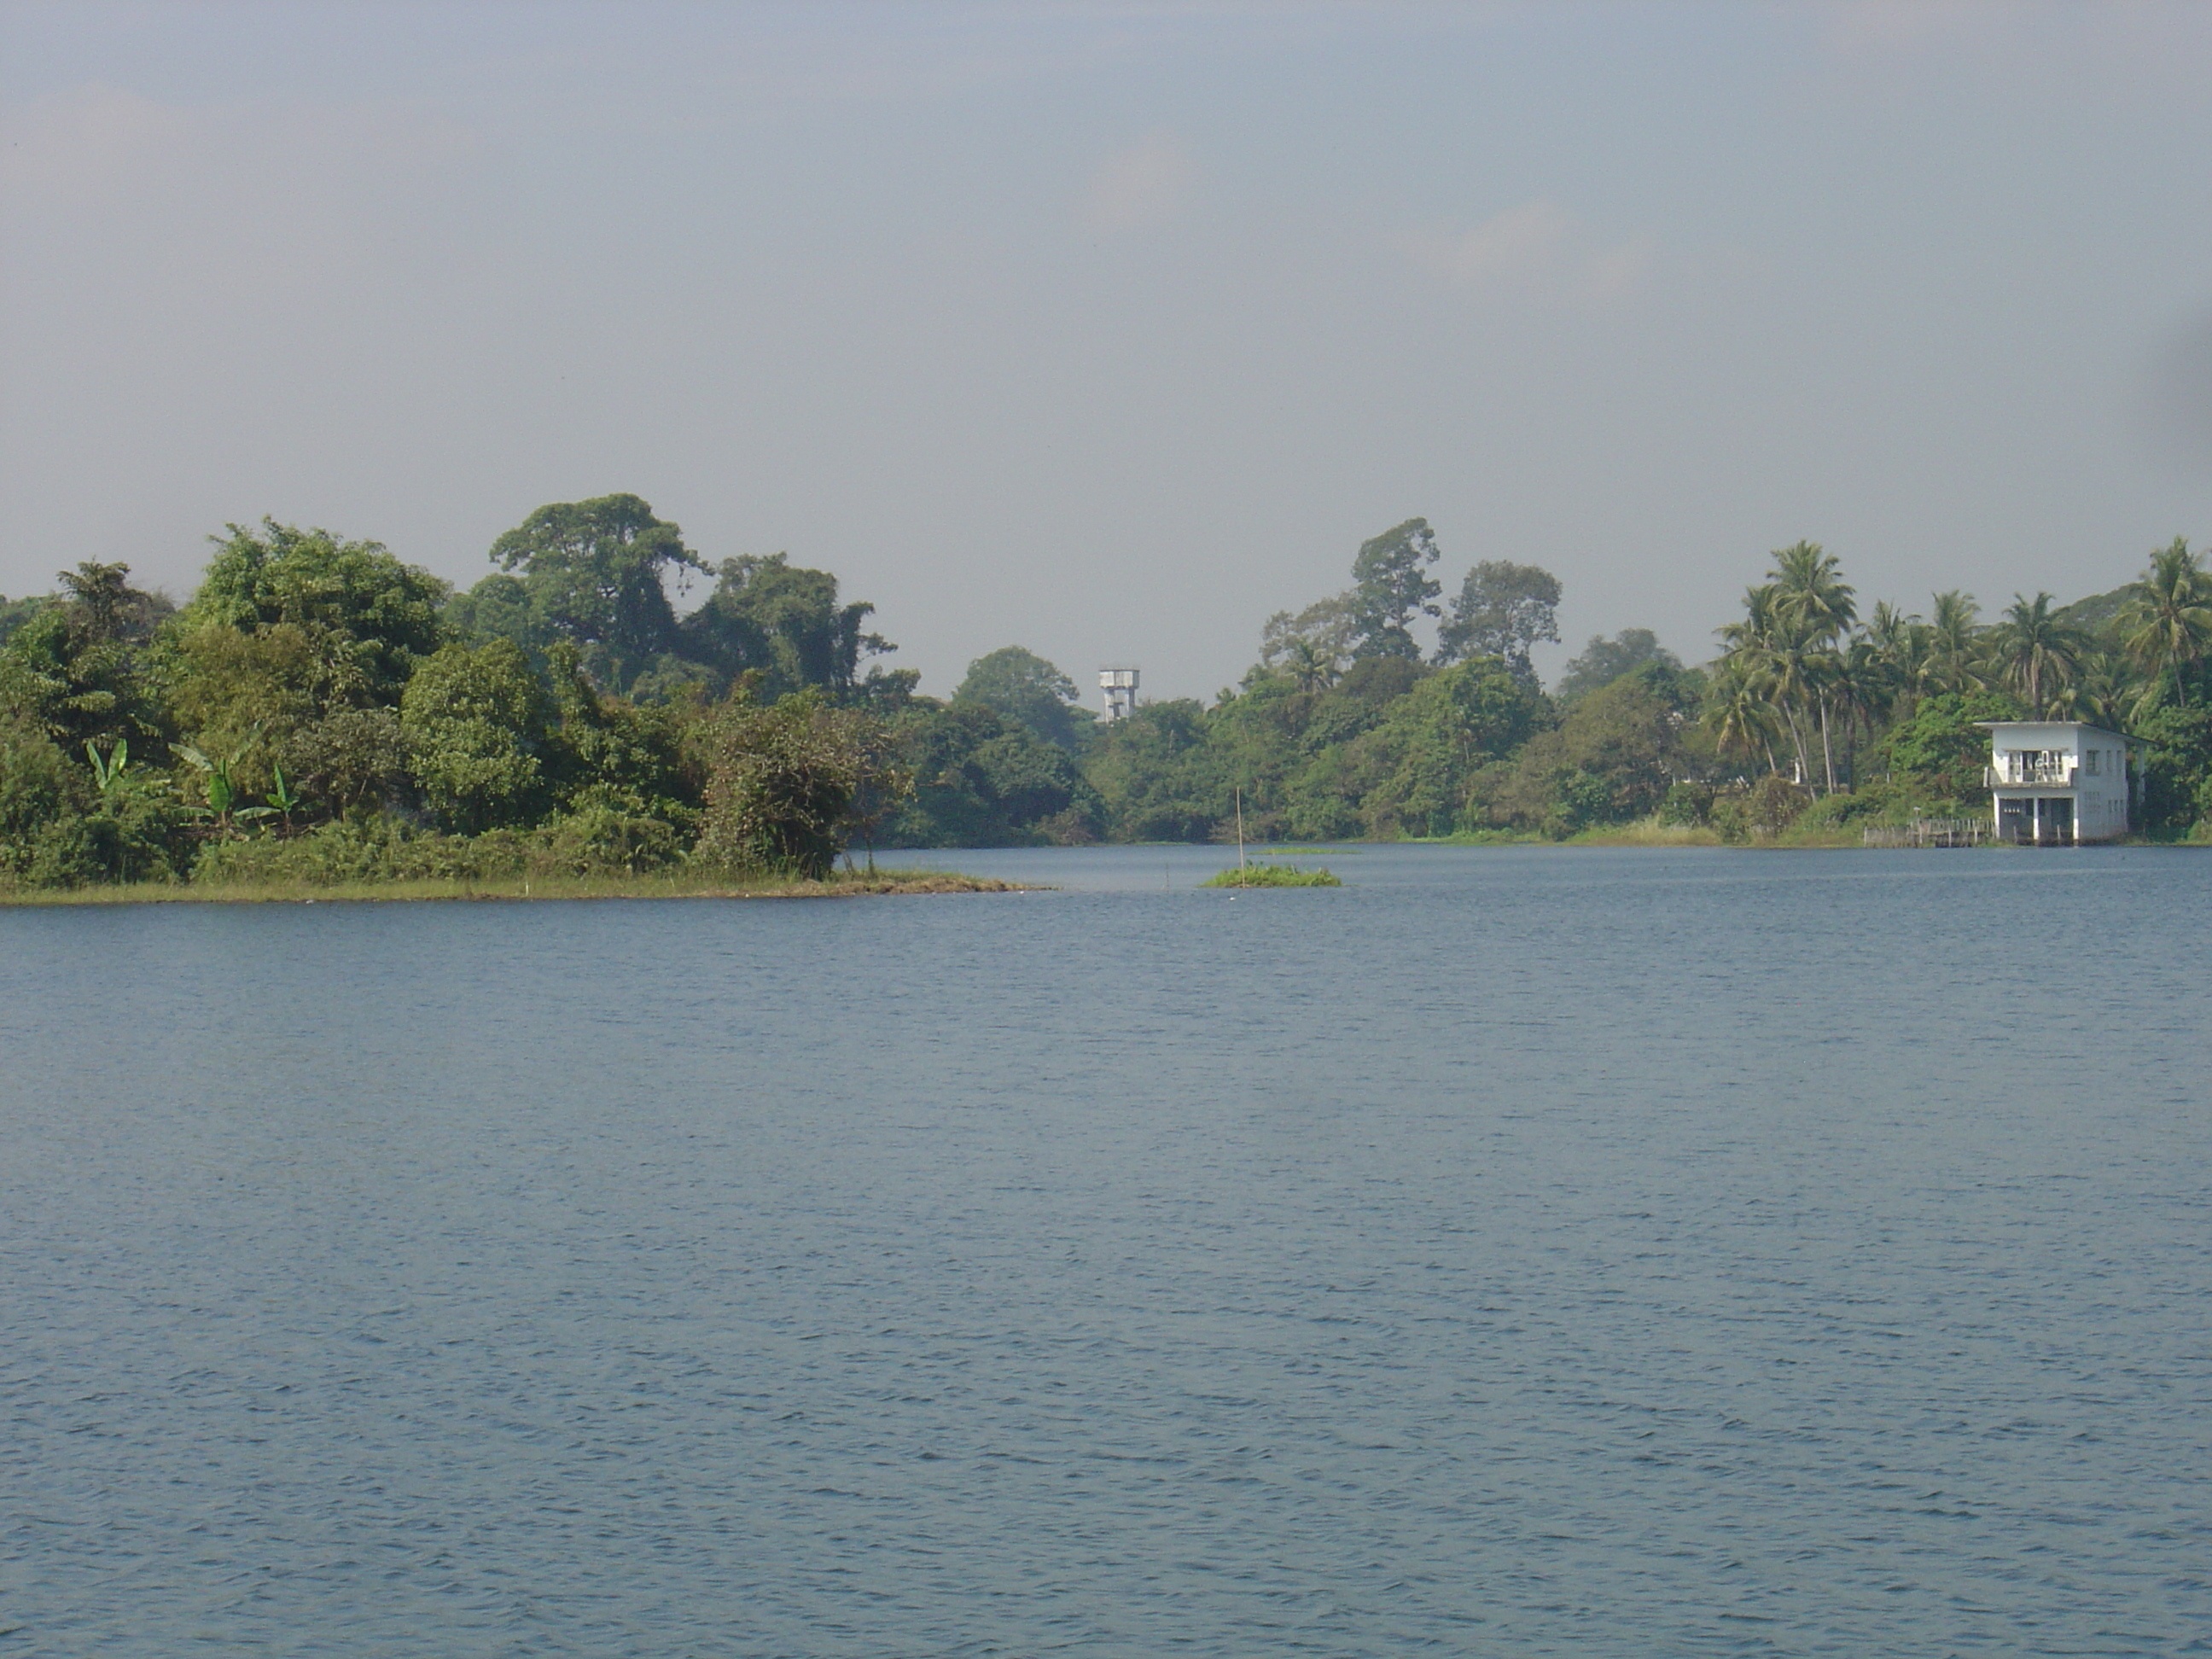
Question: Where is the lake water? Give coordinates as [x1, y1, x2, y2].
[3, 845, 2209, 1656]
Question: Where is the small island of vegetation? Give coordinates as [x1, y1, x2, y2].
[1200, 864, 1342, 888]
[3, 494, 2210, 899]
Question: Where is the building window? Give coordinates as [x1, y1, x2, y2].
[2085, 748, 2100, 777]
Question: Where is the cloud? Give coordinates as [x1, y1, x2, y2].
[1080, 131, 1196, 235]
[1410, 200, 1651, 302]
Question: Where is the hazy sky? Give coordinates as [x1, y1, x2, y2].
[6, 2, 2212, 701]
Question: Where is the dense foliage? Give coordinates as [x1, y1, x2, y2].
[5, 501, 2211, 889]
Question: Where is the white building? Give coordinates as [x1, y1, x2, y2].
[1978, 720, 2133, 844]
[1099, 667, 1139, 723]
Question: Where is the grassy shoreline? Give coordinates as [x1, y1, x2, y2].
[1403, 820, 2201, 850]
[0, 869, 1030, 906]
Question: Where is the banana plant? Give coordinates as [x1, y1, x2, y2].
[85, 736, 131, 799]
[265, 763, 303, 833]
[175, 741, 275, 834]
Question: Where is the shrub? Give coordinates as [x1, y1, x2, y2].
[1658, 781, 1713, 826]
[1713, 774, 1812, 842]
[694, 691, 874, 879]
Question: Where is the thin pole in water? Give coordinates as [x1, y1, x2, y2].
[1236, 785, 1246, 884]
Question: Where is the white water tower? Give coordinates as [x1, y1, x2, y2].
[1099, 667, 1139, 723]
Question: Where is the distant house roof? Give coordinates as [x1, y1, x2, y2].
[1975, 720, 2133, 745]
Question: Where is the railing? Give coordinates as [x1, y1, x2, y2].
[1985, 764, 2076, 788]
[1864, 818, 1992, 847]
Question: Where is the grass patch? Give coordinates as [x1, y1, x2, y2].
[0, 867, 1029, 906]
[1564, 818, 1726, 847]
[1200, 863, 1342, 888]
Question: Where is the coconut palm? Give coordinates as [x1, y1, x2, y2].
[1866, 600, 1931, 713]
[2118, 537, 2212, 719]
[1283, 635, 1341, 695]
[1866, 600, 1916, 655]
[1704, 661, 1783, 778]
[1924, 590, 1984, 696]
[2058, 649, 2137, 732]
[1826, 637, 1895, 786]
[1765, 543, 1857, 791]
[1769, 542, 1858, 643]
[1989, 591, 2086, 717]
[1717, 579, 1823, 786]
[1756, 624, 1829, 788]
[1715, 583, 1779, 656]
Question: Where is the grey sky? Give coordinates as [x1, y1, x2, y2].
[5, 1, 2211, 701]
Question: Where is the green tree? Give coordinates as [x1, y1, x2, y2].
[1875, 689, 2023, 810]
[0, 565, 172, 755]
[184, 521, 448, 709]
[1435, 560, 1563, 680]
[1279, 636, 1339, 693]
[445, 572, 552, 658]
[1259, 594, 1358, 684]
[1356, 655, 1540, 835]
[0, 711, 101, 887]
[1348, 518, 1442, 660]
[1826, 637, 1896, 787]
[1989, 591, 2087, 718]
[677, 553, 894, 699]
[2118, 538, 2212, 719]
[952, 646, 1091, 752]
[2131, 702, 2212, 835]
[1766, 542, 1857, 791]
[1924, 590, 1985, 696]
[0, 593, 54, 649]
[1492, 673, 1687, 835]
[1703, 657, 1783, 778]
[541, 643, 698, 823]
[1866, 600, 1932, 713]
[488, 494, 704, 690]
[1080, 698, 1231, 841]
[399, 640, 555, 834]
[694, 690, 891, 878]
[1556, 628, 1682, 703]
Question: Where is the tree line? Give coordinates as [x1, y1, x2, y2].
[929, 521, 2212, 847]
[4, 498, 2210, 889]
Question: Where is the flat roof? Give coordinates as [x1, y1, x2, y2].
[1974, 720, 2132, 744]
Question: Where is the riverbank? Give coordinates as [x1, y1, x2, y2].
[0, 869, 1030, 905]
[1409, 818, 2195, 850]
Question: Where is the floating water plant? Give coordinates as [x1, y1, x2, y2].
[1201, 863, 1341, 888]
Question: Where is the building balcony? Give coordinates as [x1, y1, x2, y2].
[1986, 764, 2076, 789]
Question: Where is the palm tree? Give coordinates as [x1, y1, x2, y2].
[1283, 636, 1340, 694]
[1866, 600, 1930, 714]
[1757, 623, 1828, 788]
[1990, 591, 2086, 717]
[1866, 600, 1916, 655]
[1767, 543, 1856, 791]
[1716, 583, 1779, 656]
[2058, 649, 2137, 731]
[1826, 637, 1895, 787]
[1925, 591, 1984, 696]
[1705, 661, 1783, 778]
[2118, 537, 2212, 719]
[1717, 579, 1823, 786]
[1769, 542, 1858, 643]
